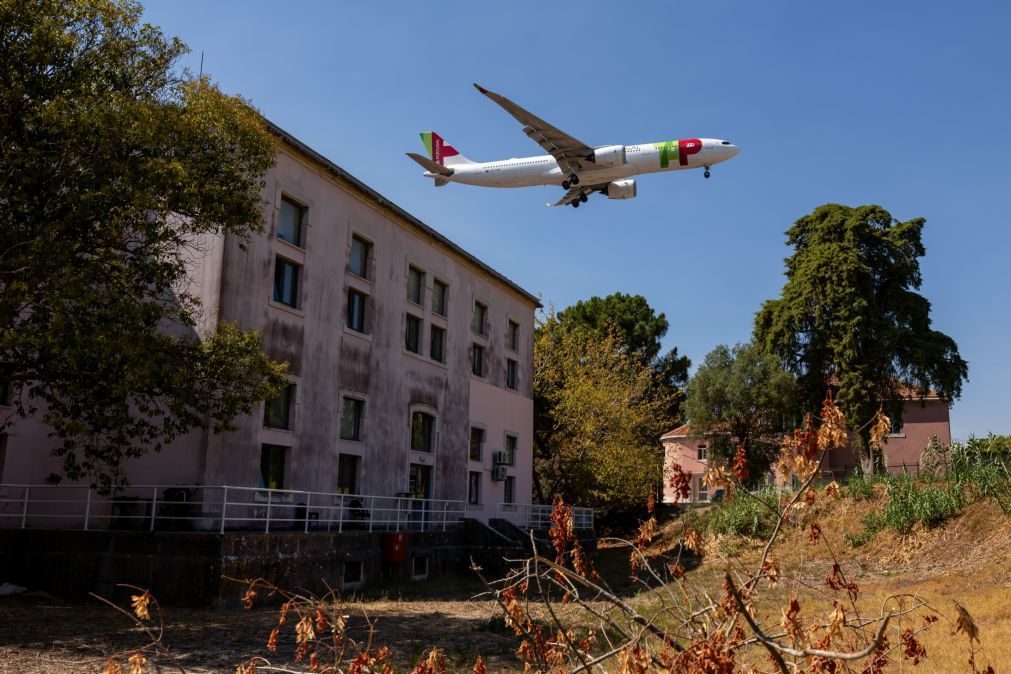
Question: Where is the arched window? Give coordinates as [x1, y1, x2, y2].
[410, 409, 436, 453]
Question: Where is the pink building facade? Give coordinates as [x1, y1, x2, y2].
[0, 123, 538, 524]
[662, 398, 953, 504]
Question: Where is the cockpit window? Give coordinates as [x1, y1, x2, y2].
[721, 141, 731, 145]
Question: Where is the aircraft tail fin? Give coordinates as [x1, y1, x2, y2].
[420, 131, 475, 167]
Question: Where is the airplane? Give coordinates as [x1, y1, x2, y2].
[406, 84, 739, 208]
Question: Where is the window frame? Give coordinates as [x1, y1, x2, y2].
[432, 279, 449, 317]
[340, 396, 365, 442]
[429, 324, 446, 363]
[469, 426, 485, 462]
[405, 314, 422, 354]
[259, 444, 288, 491]
[506, 359, 518, 390]
[410, 409, 437, 453]
[507, 320, 520, 352]
[407, 266, 425, 306]
[264, 383, 295, 431]
[471, 301, 488, 336]
[349, 234, 371, 280]
[277, 195, 307, 248]
[272, 255, 302, 309]
[504, 475, 515, 505]
[347, 288, 367, 333]
[471, 343, 485, 377]
[468, 471, 482, 505]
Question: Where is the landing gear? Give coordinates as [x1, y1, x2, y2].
[704, 165, 711, 179]
[571, 199, 580, 209]
[569, 173, 580, 186]
[579, 192, 588, 203]
[561, 180, 570, 190]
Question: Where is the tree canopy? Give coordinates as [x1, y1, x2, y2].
[1, 0, 287, 491]
[533, 310, 671, 515]
[556, 292, 690, 423]
[683, 342, 797, 482]
[753, 204, 968, 470]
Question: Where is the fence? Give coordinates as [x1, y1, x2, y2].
[497, 503, 594, 531]
[0, 484, 466, 533]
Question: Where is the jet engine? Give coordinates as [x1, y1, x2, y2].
[603, 179, 637, 200]
[589, 145, 626, 167]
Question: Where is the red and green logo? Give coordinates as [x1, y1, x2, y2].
[420, 132, 460, 166]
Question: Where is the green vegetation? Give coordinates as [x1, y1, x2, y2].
[1, 0, 286, 491]
[696, 487, 779, 539]
[683, 342, 797, 483]
[753, 204, 968, 472]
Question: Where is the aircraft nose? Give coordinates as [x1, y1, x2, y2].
[725, 142, 740, 157]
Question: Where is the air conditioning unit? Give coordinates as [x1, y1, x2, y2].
[491, 466, 507, 481]
[493, 450, 514, 466]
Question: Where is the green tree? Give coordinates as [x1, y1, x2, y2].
[556, 292, 690, 423]
[533, 310, 671, 515]
[683, 342, 797, 482]
[753, 204, 968, 472]
[1, 0, 287, 491]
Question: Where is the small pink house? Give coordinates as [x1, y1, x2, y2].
[662, 396, 953, 504]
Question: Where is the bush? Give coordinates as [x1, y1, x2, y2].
[845, 472, 887, 501]
[847, 475, 965, 545]
[701, 488, 779, 539]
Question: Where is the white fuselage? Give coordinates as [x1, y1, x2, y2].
[428, 138, 739, 188]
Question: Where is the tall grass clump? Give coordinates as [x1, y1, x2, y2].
[700, 486, 779, 538]
[948, 435, 1011, 514]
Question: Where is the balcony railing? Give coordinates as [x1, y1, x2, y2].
[497, 503, 594, 531]
[0, 484, 466, 534]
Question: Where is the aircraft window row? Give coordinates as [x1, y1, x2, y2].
[721, 141, 731, 145]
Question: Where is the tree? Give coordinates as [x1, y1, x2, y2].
[1, 0, 287, 491]
[556, 292, 690, 423]
[753, 204, 968, 472]
[683, 342, 797, 483]
[533, 310, 671, 514]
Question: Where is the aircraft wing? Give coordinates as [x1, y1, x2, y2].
[474, 84, 593, 175]
[549, 183, 610, 207]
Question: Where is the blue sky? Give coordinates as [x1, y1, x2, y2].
[143, 1, 1010, 440]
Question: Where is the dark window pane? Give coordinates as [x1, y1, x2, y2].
[507, 320, 519, 351]
[504, 476, 515, 504]
[340, 397, 364, 441]
[337, 453, 359, 494]
[347, 289, 366, 332]
[407, 267, 424, 305]
[264, 384, 294, 430]
[259, 444, 286, 490]
[433, 281, 448, 316]
[278, 197, 304, 247]
[350, 236, 370, 278]
[406, 315, 421, 353]
[469, 427, 484, 461]
[430, 326, 445, 363]
[273, 257, 300, 308]
[471, 302, 487, 335]
[411, 411, 434, 452]
[471, 344, 484, 377]
[468, 471, 481, 505]
[507, 359, 518, 389]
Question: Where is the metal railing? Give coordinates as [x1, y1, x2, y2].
[0, 484, 466, 533]
[497, 503, 594, 531]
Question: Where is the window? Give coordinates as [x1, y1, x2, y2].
[278, 196, 306, 247]
[505, 434, 518, 465]
[349, 235, 370, 279]
[430, 325, 445, 363]
[507, 320, 519, 351]
[696, 476, 709, 502]
[697, 444, 708, 461]
[469, 427, 484, 461]
[468, 471, 482, 505]
[471, 343, 484, 377]
[405, 314, 422, 353]
[264, 383, 294, 430]
[504, 476, 515, 505]
[342, 560, 363, 586]
[273, 256, 301, 308]
[411, 411, 435, 452]
[340, 397, 365, 441]
[433, 280, 448, 316]
[259, 444, 287, 490]
[407, 266, 425, 305]
[337, 453, 360, 494]
[347, 289, 367, 333]
[471, 301, 487, 335]
[890, 417, 903, 435]
[506, 359, 518, 390]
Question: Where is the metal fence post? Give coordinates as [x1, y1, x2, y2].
[83, 489, 91, 531]
[338, 494, 344, 533]
[304, 492, 311, 533]
[220, 486, 228, 534]
[20, 487, 29, 529]
[150, 486, 158, 532]
[368, 496, 373, 533]
[265, 490, 272, 534]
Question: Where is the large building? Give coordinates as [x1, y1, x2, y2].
[0, 122, 539, 526]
